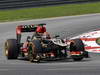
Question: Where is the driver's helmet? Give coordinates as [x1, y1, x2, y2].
[42, 32, 51, 39]
[36, 26, 46, 33]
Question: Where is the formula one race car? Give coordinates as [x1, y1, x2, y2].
[4, 23, 88, 63]
[72, 29, 100, 53]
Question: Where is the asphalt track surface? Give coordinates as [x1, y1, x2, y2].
[0, 14, 100, 75]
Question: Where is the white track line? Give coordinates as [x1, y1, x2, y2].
[0, 13, 100, 24]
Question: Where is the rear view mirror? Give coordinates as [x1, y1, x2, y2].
[27, 36, 31, 42]
[54, 35, 60, 38]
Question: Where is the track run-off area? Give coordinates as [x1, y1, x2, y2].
[0, 14, 100, 75]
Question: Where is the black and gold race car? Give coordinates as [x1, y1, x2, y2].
[4, 23, 88, 63]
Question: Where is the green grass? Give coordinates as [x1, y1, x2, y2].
[0, 2, 100, 22]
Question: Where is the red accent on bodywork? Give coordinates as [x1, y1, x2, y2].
[21, 48, 28, 52]
[81, 38, 96, 41]
[85, 49, 100, 52]
[85, 46, 100, 50]
[16, 25, 22, 34]
[21, 42, 28, 52]
[85, 46, 100, 52]
[70, 51, 81, 55]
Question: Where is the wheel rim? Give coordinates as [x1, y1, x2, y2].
[28, 44, 40, 62]
[5, 49, 8, 56]
[29, 49, 40, 62]
[5, 42, 9, 56]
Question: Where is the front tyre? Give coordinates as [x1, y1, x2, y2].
[70, 39, 84, 61]
[28, 40, 42, 63]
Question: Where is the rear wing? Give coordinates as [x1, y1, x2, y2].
[16, 23, 46, 34]
[16, 23, 46, 44]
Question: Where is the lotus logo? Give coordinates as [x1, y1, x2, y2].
[96, 38, 100, 45]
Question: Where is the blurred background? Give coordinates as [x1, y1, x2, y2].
[0, 0, 99, 9]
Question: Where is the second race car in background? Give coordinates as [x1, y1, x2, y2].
[71, 29, 100, 53]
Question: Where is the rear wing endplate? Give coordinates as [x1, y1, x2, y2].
[16, 23, 46, 34]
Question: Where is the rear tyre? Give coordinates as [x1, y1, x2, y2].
[4, 39, 19, 59]
[70, 39, 84, 61]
